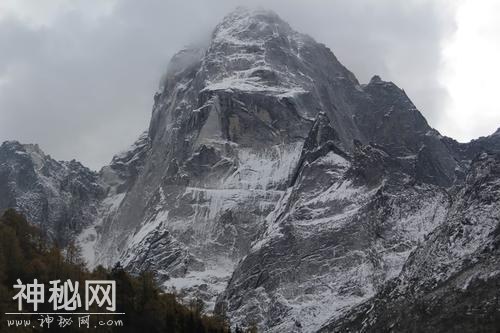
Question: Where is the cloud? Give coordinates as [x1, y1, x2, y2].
[440, 0, 500, 142]
[0, 0, 459, 169]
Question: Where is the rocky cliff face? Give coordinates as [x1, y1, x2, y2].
[1, 8, 499, 333]
[320, 152, 500, 332]
[0, 141, 104, 244]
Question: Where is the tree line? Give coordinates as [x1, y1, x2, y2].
[0, 209, 242, 332]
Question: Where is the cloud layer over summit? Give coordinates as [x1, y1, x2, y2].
[0, 0, 498, 170]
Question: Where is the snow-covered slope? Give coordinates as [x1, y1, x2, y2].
[0, 141, 104, 243]
[321, 152, 500, 332]
[215, 112, 452, 332]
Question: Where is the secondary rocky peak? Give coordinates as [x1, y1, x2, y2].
[1, 140, 44, 157]
[304, 112, 340, 149]
[0, 140, 104, 244]
[369, 75, 382, 84]
[162, 47, 205, 82]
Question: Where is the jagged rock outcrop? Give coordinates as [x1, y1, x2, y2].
[0, 141, 104, 243]
[320, 152, 500, 332]
[1, 7, 499, 333]
[215, 111, 451, 331]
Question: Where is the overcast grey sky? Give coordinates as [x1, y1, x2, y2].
[0, 0, 498, 170]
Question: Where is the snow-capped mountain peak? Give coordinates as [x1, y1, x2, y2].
[1, 8, 499, 333]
